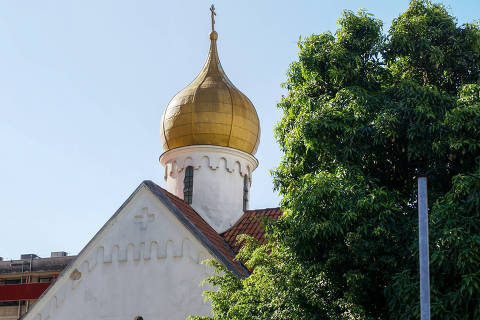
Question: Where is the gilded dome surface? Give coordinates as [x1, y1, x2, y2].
[160, 31, 260, 155]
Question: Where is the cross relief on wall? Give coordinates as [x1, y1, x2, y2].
[134, 207, 155, 231]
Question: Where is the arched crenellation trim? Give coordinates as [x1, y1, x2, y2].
[160, 146, 258, 181]
[182, 157, 194, 170]
[200, 155, 211, 170]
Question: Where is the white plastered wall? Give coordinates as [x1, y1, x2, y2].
[160, 145, 258, 233]
[22, 186, 215, 320]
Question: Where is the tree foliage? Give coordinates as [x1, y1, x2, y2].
[191, 1, 480, 319]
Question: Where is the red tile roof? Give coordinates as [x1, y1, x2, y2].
[144, 181, 282, 277]
[222, 208, 282, 254]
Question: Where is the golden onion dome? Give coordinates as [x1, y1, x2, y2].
[160, 28, 260, 155]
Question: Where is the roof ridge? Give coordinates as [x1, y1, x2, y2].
[244, 207, 281, 212]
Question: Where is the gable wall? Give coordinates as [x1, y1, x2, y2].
[23, 186, 214, 320]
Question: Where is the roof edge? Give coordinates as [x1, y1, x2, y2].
[20, 182, 149, 319]
[143, 180, 246, 277]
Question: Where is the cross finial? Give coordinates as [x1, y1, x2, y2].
[210, 4, 216, 32]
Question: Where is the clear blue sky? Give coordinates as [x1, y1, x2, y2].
[1, 0, 479, 260]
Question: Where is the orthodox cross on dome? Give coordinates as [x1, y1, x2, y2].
[210, 4, 216, 31]
[134, 207, 155, 231]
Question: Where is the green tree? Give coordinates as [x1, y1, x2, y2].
[191, 1, 480, 319]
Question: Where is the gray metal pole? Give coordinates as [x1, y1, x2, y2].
[418, 177, 430, 320]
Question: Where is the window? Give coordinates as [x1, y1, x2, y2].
[0, 301, 25, 307]
[4, 278, 21, 285]
[135, 317, 143, 320]
[243, 175, 249, 211]
[183, 166, 194, 204]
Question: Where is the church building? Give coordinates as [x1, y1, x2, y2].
[15, 6, 280, 320]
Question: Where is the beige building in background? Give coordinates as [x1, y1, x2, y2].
[0, 254, 74, 320]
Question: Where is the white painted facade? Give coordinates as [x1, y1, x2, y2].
[159, 145, 258, 233]
[22, 184, 215, 320]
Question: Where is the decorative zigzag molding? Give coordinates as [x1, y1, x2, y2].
[164, 154, 253, 180]
[159, 145, 258, 182]
[30, 238, 209, 320]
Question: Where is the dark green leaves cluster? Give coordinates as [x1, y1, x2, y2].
[191, 1, 480, 319]
[190, 236, 357, 320]
[386, 0, 480, 92]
